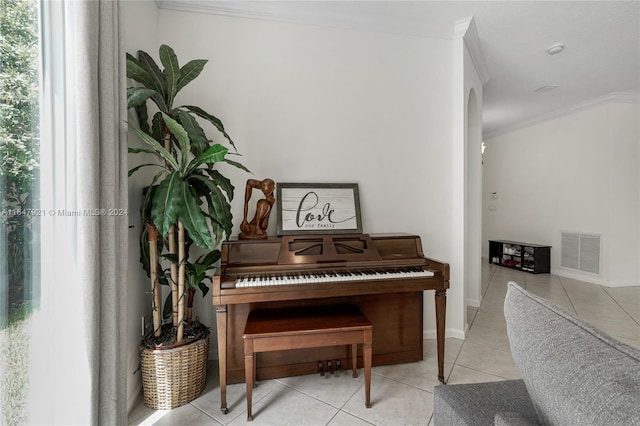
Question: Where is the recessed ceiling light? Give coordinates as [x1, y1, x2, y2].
[535, 85, 559, 93]
[547, 43, 565, 55]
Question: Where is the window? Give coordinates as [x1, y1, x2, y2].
[0, 0, 41, 423]
[2, 1, 127, 422]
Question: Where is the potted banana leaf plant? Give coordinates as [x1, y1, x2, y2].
[127, 44, 248, 409]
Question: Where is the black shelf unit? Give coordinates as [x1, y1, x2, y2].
[489, 240, 551, 274]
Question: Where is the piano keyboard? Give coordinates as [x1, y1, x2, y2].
[235, 267, 434, 288]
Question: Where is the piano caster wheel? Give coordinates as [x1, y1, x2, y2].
[221, 407, 229, 415]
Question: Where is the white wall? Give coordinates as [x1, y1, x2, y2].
[154, 9, 470, 344]
[608, 103, 640, 285]
[483, 101, 640, 287]
[121, 0, 159, 414]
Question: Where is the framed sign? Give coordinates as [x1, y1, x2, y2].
[276, 183, 362, 235]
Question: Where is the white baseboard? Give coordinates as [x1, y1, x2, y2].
[605, 280, 640, 288]
[552, 269, 640, 288]
[466, 298, 481, 308]
[552, 269, 606, 286]
[424, 327, 466, 341]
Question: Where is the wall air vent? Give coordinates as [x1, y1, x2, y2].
[560, 232, 601, 275]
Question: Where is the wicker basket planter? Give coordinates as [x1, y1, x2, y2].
[141, 335, 209, 410]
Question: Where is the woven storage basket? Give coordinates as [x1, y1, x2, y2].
[141, 336, 209, 409]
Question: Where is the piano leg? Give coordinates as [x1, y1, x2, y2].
[435, 289, 447, 383]
[216, 305, 229, 414]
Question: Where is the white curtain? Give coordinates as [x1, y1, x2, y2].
[31, 0, 127, 424]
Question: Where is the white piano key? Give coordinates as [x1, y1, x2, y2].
[233, 267, 434, 288]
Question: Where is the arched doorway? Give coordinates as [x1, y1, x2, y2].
[465, 88, 482, 325]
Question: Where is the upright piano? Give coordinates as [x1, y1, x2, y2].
[213, 233, 449, 414]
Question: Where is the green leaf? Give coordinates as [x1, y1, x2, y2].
[176, 111, 208, 156]
[161, 113, 190, 173]
[130, 125, 179, 171]
[182, 105, 236, 150]
[126, 52, 140, 66]
[198, 144, 228, 164]
[190, 175, 233, 242]
[205, 169, 234, 201]
[176, 59, 208, 93]
[212, 190, 233, 229]
[208, 218, 224, 247]
[163, 294, 172, 320]
[198, 249, 221, 267]
[126, 54, 156, 89]
[135, 102, 150, 135]
[139, 224, 152, 278]
[128, 51, 167, 111]
[151, 171, 182, 237]
[128, 146, 156, 155]
[150, 94, 169, 113]
[159, 45, 180, 110]
[142, 175, 163, 224]
[185, 144, 228, 175]
[128, 163, 163, 177]
[151, 112, 164, 142]
[160, 253, 179, 264]
[137, 49, 166, 99]
[188, 265, 208, 287]
[199, 214, 223, 250]
[157, 272, 170, 287]
[127, 87, 158, 109]
[198, 281, 210, 298]
[223, 157, 251, 174]
[178, 188, 213, 249]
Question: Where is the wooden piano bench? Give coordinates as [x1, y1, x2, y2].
[242, 304, 373, 421]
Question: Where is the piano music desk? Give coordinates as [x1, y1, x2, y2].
[242, 305, 372, 421]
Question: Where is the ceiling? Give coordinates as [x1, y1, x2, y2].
[156, 1, 640, 138]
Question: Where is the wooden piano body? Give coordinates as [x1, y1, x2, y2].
[213, 233, 449, 414]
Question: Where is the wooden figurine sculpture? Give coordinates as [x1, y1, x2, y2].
[239, 178, 275, 240]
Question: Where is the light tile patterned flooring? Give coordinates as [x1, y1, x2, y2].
[129, 264, 640, 425]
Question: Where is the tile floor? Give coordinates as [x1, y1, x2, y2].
[128, 264, 640, 425]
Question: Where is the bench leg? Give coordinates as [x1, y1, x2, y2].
[364, 342, 372, 408]
[351, 343, 358, 378]
[364, 328, 372, 408]
[253, 352, 257, 387]
[245, 352, 254, 421]
[244, 339, 255, 421]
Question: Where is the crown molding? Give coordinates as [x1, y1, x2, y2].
[454, 17, 490, 85]
[484, 92, 640, 139]
[155, 1, 453, 38]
